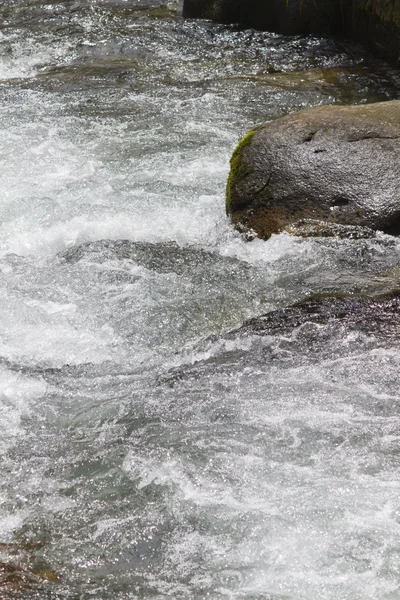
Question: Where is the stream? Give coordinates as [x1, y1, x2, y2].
[1, 1, 400, 598]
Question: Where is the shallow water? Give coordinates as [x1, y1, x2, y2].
[1, 1, 400, 598]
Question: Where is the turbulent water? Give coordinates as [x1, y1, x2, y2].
[1, 1, 400, 598]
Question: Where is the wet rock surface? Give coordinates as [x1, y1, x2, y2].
[165, 291, 400, 387]
[227, 100, 400, 239]
[0, 542, 59, 598]
[283, 220, 377, 239]
[236, 292, 400, 338]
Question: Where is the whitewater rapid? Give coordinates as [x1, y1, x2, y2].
[1, 1, 400, 598]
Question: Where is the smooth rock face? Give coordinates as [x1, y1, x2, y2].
[226, 100, 400, 239]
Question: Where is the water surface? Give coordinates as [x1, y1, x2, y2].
[1, 1, 400, 598]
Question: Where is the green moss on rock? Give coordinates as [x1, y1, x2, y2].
[225, 100, 400, 241]
[226, 128, 257, 215]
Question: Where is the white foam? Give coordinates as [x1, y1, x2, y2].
[0, 510, 28, 543]
[0, 31, 71, 80]
[0, 366, 46, 455]
[0, 289, 121, 367]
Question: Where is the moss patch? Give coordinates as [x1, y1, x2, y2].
[226, 127, 257, 215]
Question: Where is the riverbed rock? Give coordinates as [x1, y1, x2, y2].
[162, 290, 400, 386]
[226, 100, 400, 239]
[0, 542, 59, 594]
[235, 291, 400, 339]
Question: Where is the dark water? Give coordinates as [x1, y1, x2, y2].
[1, 1, 400, 598]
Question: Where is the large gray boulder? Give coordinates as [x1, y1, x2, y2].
[226, 100, 400, 239]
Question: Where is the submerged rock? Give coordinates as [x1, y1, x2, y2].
[226, 100, 400, 240]
[228, 66, 399, 106]
[162, 291, 400, 388]
[283, 220, 376, 239]
[236, 291, 400, 338]
[0, 542, 59, 596]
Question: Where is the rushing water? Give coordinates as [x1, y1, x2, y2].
[1, 1, 400, 598]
